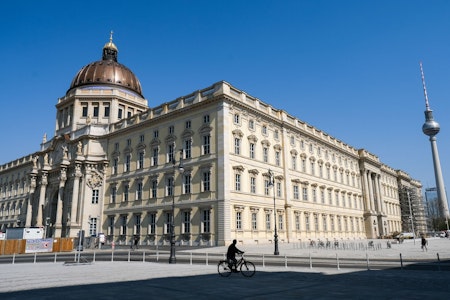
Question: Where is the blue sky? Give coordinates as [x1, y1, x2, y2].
[1, 0, 450, 193]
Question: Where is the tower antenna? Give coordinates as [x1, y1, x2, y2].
[419, 62, 431, 111]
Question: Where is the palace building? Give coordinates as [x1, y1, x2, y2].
[0, 36, 425, 246]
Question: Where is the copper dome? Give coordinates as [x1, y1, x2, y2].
[67, 34, 143, 97]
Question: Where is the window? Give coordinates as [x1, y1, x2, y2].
[234, 138, 241, 155]
[121, 215, 127, 235]
[262, 125, 267, 135]
[112, 158, 118, 174]
[305, 214, 310, 231]
[124, 184, 129, 202]
[153, 130, 159, 138]
[310, 161, 315, 175]
[138, 152, 144, 169]
[203, 171, 211, 191]
[274, 130, 279, 139]
[263, 147, 268, 163]
[252, 213, 257, 230]
[92, 189, 99, 204]
[148, 213, 156, 234]
[278, 214, 283, 230]
[250, 177, 256, 194]
[136, 182, 143, 200]
[234, 114, 240, 124]
[293, 185, 299, 199]
[118, 107, 123, 119]
[275, 151, 280, 166]
[140, 134, 145, 142]
[265, 213, 271, 230]
[104, 105, 110, 117]
[164, 212, 171, 234]
[168, 144, 175, 163]
[183, 174, 191, 194]
[89, 217, 97, 236]
[202, 135, 210, 155]
[264, 179, 270, 196]
[277, 182, 282, 197]
[312, 187, 317, 202]
[183, 211, 191, 233]
[169, 125, 174, 134]
[151, 179, 158, 198]
[108, 216, 114, 235]
[249, 119, 254, 130]
[115, 142, 119, 151]
[235, 174, 241, 191]
[152, 148, 158, 166]
[202, 209, 211, 233]
[167, 177, 174, 196]
[302, 187, 308, 201]
[93, 104, 99, 117]
[82, 104, 88, 117]
[292, 156, 297, 170]
[111, 186, 117, 203]
[249, 143, 255, 159]
[301, 158, 306, 172]
[295, 215, 300, 230]
[184, 140, 191, 159]
[185, 120, 191, 129]
[314, 214, 319, 231]
[323, 215, 327, 231]
[236, 212, 242, 230]
[124, 154, 131, 172]
[203, 114, 210, 123]
[127, 138, 132, 146]
[134, 214, 141, 235]
[321, 189, 325, 204]
[127, 110, 132, 118]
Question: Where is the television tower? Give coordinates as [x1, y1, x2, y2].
[420, 62, 450, 223]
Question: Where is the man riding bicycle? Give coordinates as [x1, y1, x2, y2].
[227, 239, 244, 272]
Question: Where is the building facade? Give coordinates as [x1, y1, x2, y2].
[0, 37, 425, 246]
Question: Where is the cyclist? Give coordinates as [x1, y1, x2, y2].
[227, 239, 244, 272]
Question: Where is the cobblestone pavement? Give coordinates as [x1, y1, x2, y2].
[0, 238, 449, 299]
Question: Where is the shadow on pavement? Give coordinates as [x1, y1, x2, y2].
[2, 267, 450, 300]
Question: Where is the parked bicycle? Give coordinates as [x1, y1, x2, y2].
[217, 254, 255, 277]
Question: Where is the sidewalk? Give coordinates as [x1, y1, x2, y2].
[0, 238, 449, 299]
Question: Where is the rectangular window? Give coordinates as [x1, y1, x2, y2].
[183, 174, 191, 194]
[202, 135, 210, 155]
[164, 212, 171, 234]
[203, 171, 210, 191]
[250, 177, 256, 193]
[152, 148, 158, 166]
[140, 134, 145, 142]
[252, 213, 257, 230]
[82, 104, 88, 117]
[167, 177, 174, 196]
[236, 212, 242, 230]
[153, 130, 159, 138]
[125, 154, 131, 172]
[265, 213, 271, 230]
[108, 216, 114, 235]
[134, 214, 141, 235]
[312, 188, 317, 202]
[323, 215, 327, 231]
[93, 104, 99, 117]
[292, 156, 297, 170]
[234, 138, 240, 155]
[138, 152, 144, 169]
[89, 217, 97, 236]
[235, 174, 241, 191]
[118, 107, 123, 119]
[202, 209, 210, 233]
[264, 179, 270, 196]
[278, 214, 283, 230]
[169, 125, 174, 134]
[203, 114, 210, 123]
[111, 186, 117, 203]
[302, 187, 308, 201]
[183, 211, 191, 234]
[168, 144, 175, 163]
[148, 213, 156, 234]
[92, 189, 99, 204]
[321, 189, 325, 204]
[151, 179, 158, 198]
[121, 215, 127, 235]
[295, 215, 300, 230]
[124, 184, 129, 202]
[263, 147, 268, 163]
[185, 120, 191, 129]
[305, 214, 310, 231]
[136, 182, 143, 200]
[184, 140, 191, 159]
[275, 151, 280, 166]
[293, 185, 299, 199]
[249, 143, 255, 159]
[262, 125, 267, 135]
[234, 114, 240, 124]
[113, 158, 118, 174]
[277, 182, 282, 197]
[104, 105, 110, 117]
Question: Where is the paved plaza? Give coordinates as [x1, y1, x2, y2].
[1, 238, 449, 299]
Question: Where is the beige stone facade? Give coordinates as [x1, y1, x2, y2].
[0, 39, 426, 246]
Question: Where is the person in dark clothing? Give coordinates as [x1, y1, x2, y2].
[227, 239, 244, 272]
[421, 236, 428, 252]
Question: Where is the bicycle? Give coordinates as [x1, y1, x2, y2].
[217, 254, 255, 277]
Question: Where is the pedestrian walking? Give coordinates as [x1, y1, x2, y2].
[421, 236, 428, 252]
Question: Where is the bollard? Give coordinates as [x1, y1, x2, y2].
[12, 253, 15, 264]
[93, 251, 96, 263]
[34, 252, 37, 264]
[143, 251, 146, 263]
[400, 253, 403, 270]
[156, 250, 159, 262]
[128, 250, 131, 262]
[190, 252, 193, 265]
[206, 253, 209, 266]
[54, 252, 57, 264]
[309, 252, 312, 269]
[111, 250, 114, 262]
[285, 255, 288, 268]
[262, 254, 265, 268]
[336, 253, 340, 270]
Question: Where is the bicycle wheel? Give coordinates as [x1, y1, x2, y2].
[240, 261, 255, 277]
[218, 260, 232, 277]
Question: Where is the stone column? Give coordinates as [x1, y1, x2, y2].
[367, 172, 376, 212]
[26, 174, 37, 227]
[54, 166, 67, 237]
[362, 170, 371, 211]
[36, 172, 48, 227]
[70, 163, 82, 227]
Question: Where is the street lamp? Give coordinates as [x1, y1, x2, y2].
[169, 149, 184, 264]
[268, 169, 279, 255]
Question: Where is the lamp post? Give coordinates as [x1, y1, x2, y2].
[268, 169, 279, 255]
[169, 149, 184, 264]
